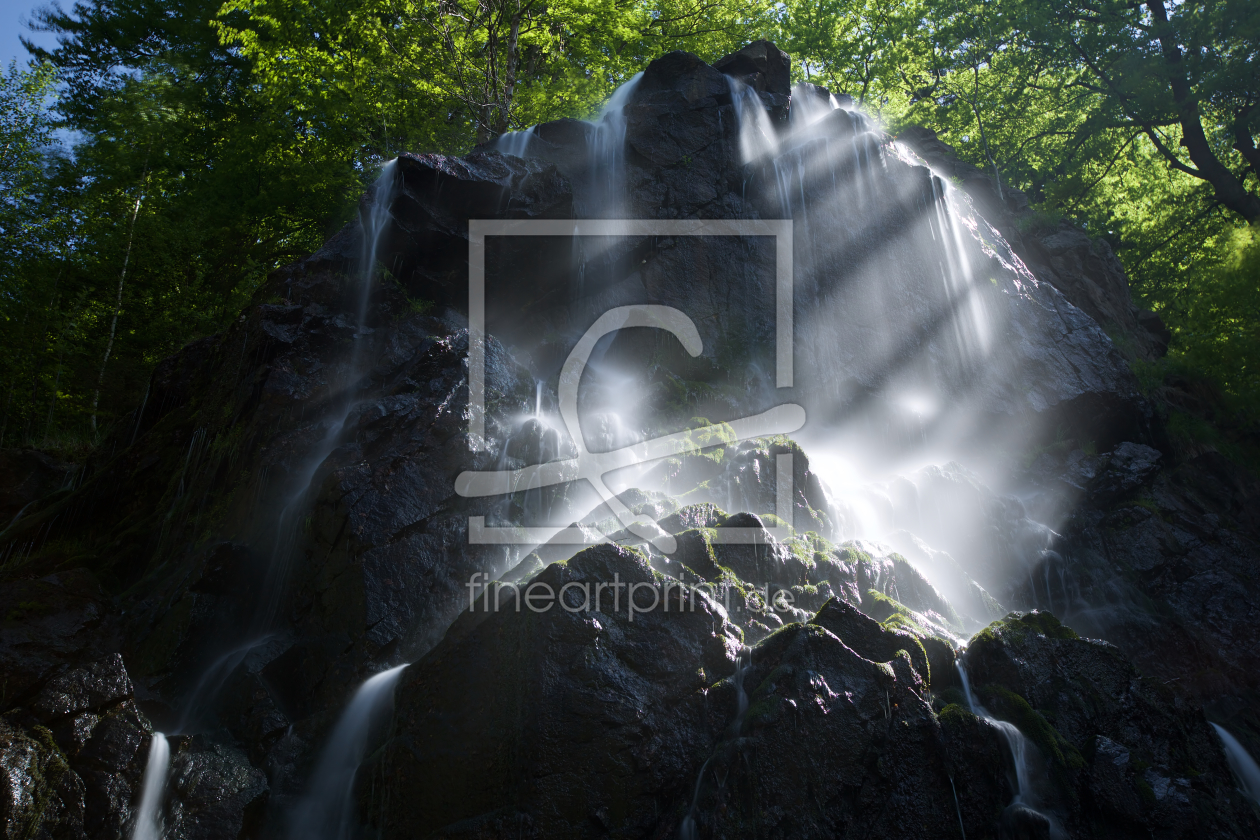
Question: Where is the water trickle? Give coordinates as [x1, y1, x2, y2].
[787, 83, 839, 129]
[130, 732, 169, 840]
[259, 159, 401, 623]
[726, 76, 778, 163]
[174, 635, 275, 733]
[1210, 723, 1260, 802]
[949, 775, 968, 840]
[288, 664, 408, 840]
[581, 72, 642, 217]
[168, 160, 401, 742]
[957, 661, 1060, 833]
[495, 127, 535, 158]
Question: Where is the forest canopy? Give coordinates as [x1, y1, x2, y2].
[1, 0, 1257, 454]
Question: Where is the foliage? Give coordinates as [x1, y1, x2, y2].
[0, 0, 1257, 453]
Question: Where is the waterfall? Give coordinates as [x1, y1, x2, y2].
[495, 127, 535, 158]
[130, 732, 169, 840]
[1210, 723, 1260, 802]
[957, 662, 1060, 833]
[726, 76, 778, 163]
[165, 161, 401, 742]
[582, 71, 642, 217]
[287, 664, 408, 840]
[787, 83, 839, 129]
[256, 158, 401, 623]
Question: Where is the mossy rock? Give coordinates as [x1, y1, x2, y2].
[970, 610, 1079, 647]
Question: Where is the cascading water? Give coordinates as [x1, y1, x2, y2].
[151, 161, 401, 756]
[957, 662, 1062, 836]
[727, 76, 778, 164]
[582, 72, 642, 217]
[129, 732, 169, 840]
[258, 159, 401, 616]
[495, 127, 535, 158]
[287, 664, 408, 840]
[1211, 723, 1260, 802]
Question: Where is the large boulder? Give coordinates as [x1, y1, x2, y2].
[373, 544, 741, 838]
[963, 611, 1259, 838]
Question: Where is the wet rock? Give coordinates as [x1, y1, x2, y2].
[1089, 442, 1161, 504]
[713, 40, 792, 123]
[0, 570, 119, 713]
[375, 544, 740, 838]
[0, 718, 87, 840]
[32, 654, 133, 723]
[1014, 450, 1260, 734]
[685, 620, 989, 839]
[963, 610, 1259, 837]
[164, 738, 268, 840]
[1000, 803, 1051, 840]
[713, 40, 792, 98]
[809, 597, 951, 687]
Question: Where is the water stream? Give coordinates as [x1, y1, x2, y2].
[1210, 723, 1260, 802]
[958, 662, 1060, 835]
[286, 664, 409, 840]
[129, 732, 169, 840]
[679, 647, 752, 839]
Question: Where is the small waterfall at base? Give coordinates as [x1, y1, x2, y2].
[287, 664, 408, 840]
[130, 732, 169, 840]
[957, 662, 1062, 837]
[1210, 723, 1260, 802]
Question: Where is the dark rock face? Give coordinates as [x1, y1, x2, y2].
[163, 738, 268, 840]
[374, 544, 741, 838]
[712, 40, 792, 99]
[963, 612, 1259, 838]
[0, 449, 74, 530]
[1016, 444, 1260, 758]
[0, 571, 120, 713]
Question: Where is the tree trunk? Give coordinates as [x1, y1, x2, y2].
[496, 5, 523, 135]
[1146, 0, 1260, 223]
[91, 190, 144, 434]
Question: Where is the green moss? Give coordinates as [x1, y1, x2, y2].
[937, 702, 977, 727]
[745, 694, 782, 727]
[979, 684, 1087, 797]
[835, 546, 869, 565]
[406, 295, 434, 315]
[970, 611, 1079, 647]
[1135, 776, 1157, 806]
